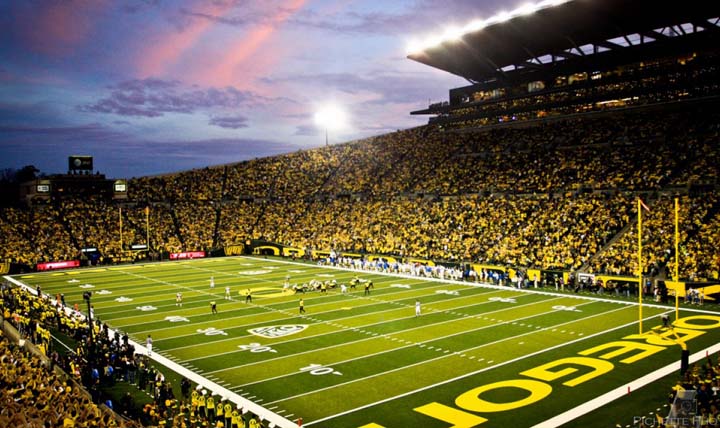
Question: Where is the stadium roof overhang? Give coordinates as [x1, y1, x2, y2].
[407, 0, 720, 86]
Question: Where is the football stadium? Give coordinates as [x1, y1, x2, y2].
[1, 1, 720, 428]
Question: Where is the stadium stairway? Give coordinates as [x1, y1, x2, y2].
[576, 198, 653, 274]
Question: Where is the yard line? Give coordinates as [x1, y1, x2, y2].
[242, 256, 720, 315]
[303, 306, 660, 426]
[153, 285, 507, 341]
[114, 279, 488, 331]
[270, 304, 636, 409]
[198, 295, 569, 371]
[229, 297, 584, 386]
[112, 268, 226, 299]
[97, 269, 443, 322]
[163, 290, 529, 354]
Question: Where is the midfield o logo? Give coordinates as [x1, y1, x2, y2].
[248, 324, 308, 338]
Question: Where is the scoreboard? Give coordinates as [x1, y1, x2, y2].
[68, 155, 93, 172]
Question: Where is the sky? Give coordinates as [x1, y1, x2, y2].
[0, 0, 507, 178]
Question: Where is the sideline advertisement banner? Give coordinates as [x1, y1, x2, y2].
[169, 251, 206, 260]
[36, 260, 81, 271]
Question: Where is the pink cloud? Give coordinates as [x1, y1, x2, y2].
[15, 1, 108, 56]
[135, 1, 235, 78]
[191, 0, 307, 89]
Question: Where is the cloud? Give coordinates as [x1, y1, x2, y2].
[78, 78, 265, 118]
[194, 0, 307, 87]
[4, 1, 109, 56]
[134, 1, 237, 77]
[121, 0, 162, 15]
[0, 123, 127, 141]
[288, 0, 507, 36]
[179, 2, 307, 28]
[293, 124, 319, 136]
[209, 115, 249, 129]
[0, 122, 301, 177]
[262, 70, 450, 106]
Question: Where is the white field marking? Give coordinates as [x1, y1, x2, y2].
[190, 256, 478, 297]
[204, 299, 580, 380]
[167, 290, 520, 354]
[91, 262, 350, 308]
[181, 262, 322, 288]
[301, 307, 660, 426]
[98, 271, 391, 320]
[241, 256, 720, 315]
[99, 271, 443, 320]
[110, 268, 225, 299]
[532, 313, 720, 428]
[2, 275, 298, 428]
[162, 289, 529, 354]
[126, 283, 508, 340]
[266, 302, 626, 394]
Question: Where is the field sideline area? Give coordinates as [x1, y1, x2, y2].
[7, 256, 720, 428]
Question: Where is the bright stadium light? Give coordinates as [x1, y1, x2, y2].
[490, 10, 512, 24]
[464, 19, 488, 33]
[314, 104, 348, 146]
[442, 25, 465, 42]
[515, 2, 541, 15]
[406, 0, 575, 54]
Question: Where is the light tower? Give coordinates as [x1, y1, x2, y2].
[314, 104, 347, 146]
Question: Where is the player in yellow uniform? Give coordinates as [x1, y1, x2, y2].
[197, 391, 207, 419]
[230, 407, 240, 428]
[207, 395, 216, 424]
[191, 389, 199, 419]
[216, 398, 224, 424]
[224, 401, 233, 427]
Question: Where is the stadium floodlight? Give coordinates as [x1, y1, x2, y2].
[514, 2, 541, 16]
[314, 104, 348, 146]
[463, 19, 488, 33]
[406, 40, 423, 55]
[490, 10, 513, 24]
[406, 0, 575, 54]
[442, 26, 465, 42]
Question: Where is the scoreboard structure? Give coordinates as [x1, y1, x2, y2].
[68, 155, 93, 173]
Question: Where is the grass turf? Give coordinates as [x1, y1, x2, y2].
[14, 256, 720, 428]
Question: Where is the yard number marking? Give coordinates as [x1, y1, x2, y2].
[300, 364, 342, 376]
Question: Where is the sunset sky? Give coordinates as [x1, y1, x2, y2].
[0, 0, 506, 178]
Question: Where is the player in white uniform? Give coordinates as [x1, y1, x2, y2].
[176, 292, 183, 307]
[415, 300, 421, 317]
[210, 276, 215, 288]
[225, 285, 231, 300]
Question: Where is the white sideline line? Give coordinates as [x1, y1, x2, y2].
[270, 304, 637, 408]
[3, 274, 298, 428]
[532, 341, 720, 428]
[242, 256, 720, 315]
[303, 309, 670, 426]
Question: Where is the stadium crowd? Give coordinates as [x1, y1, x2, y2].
[1, 281, 273, 428]
[0, 107, 719, 283]
[656, 353, 720, 428]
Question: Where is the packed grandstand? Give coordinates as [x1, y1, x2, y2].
[1, 0, 719, 427]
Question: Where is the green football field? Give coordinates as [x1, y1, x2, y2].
[10, 256, 720, 428]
